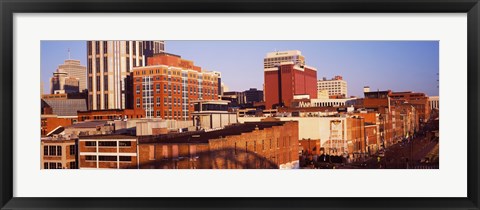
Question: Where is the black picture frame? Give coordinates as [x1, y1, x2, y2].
[1, 0, 479, 209]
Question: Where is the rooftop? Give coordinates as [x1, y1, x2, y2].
[42, 98, 87, 116]
[66, 120, 109, 129]
[79, 134, 137, 139]
[138, 121, 289, 144]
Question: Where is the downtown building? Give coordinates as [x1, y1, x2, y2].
[264, 50, 317, 109]
[137, 120, 299, 169]
[86, 41, 165, 110]
[55, 59, 87, 92]
[132, 53, 219, 120]
[50, 70, 80, 94]
[41, 134, 78, 169]
[317, 75, 348, 98]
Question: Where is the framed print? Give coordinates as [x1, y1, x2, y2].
[1, 0, 479, 209]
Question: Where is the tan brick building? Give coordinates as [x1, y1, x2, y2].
[41, 135, 78, 169]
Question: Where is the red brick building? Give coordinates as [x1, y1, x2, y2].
[78, 135, 138, 169]
[390, 91, 430, 124]
[41, 115, 75, 137]
[137, 121, 299, 169]
[264, 61, 317, 109]
[132, 53, 219, 120]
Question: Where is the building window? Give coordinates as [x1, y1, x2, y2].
[69, 145, 76, 155]
[119, 156, 132, 162]
[136, 98, 140, 108]
[48, 146, 56, 156]
[103, 41, 107, 53]
[104, 75, 108, 92]
[98, 141, 117, 147]
[85, 155, 96, 161]
[44, 162, 48, 169]
[104, 94, 108, 109]
[156, 84, 160, 93]
[49, 162, 57, 169]
[95, 41, 100, 54]
[96, 76, 100, 91]
[57, 146, 62, 156]
[136, 85, 140, 94]
[88, 59, 92, 74]
[88, 77, 93, 91]
[96, 94, 101, 110]
[87, 41, 92, 55]
[85, 141, 96, 147]
[69, 161, 76, 169]
[119, 141, 131, 147]
[43, 146, 48, 155]
[98, 156, 117, 162]
[57, 163, 62, 169]
[95, 58, 100, 73]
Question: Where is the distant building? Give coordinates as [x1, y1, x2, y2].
[390, 91, 430, 124]
[221, 82, 229, 95]
[78, 134, 138, 169]
[238, 116, 367, 159]
[50, 70, 80, 94]
[244, 88, 263, 104]
[137, 120, 299, 169]
[41, 134, 78, 169]
[317, 75, 348, 98]
[429, 96, 439, 110]
[41, 98, 87, 136]
[264, 50, 317, 109]
[77, 109, 145, 121]
[132, 53, 219, 120]
[263, 50, 305, 69]
[87, 40, 165, 110]
[191, 100, 237, 131]
[56, 59, 87, 92]
[222, 91, 246, 107]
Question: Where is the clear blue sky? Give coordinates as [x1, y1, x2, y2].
[41, 40, 439, 97]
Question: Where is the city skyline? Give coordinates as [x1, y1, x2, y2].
[41, 41, 439, 97]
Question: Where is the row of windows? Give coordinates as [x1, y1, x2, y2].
[136, 76, 218, 86]
[85, 155, 132, 162]
[43, 145, 75, 156]
[134, 70, 217, 81]
[43, 161, 76, 169]
[85, 141, 132, 147]
[137, 85, 216, 95]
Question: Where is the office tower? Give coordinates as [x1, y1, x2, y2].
[50, 69, 80, 94]
[317, 75, 348, 98]
[133, 53, 219, 120]
[86, 41, 165, 110]
[57, 59, 87, 92]
[264, 50, 317, 109]
[244, 88, 263, 104]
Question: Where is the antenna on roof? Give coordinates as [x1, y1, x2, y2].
[68, 48, 71, 59]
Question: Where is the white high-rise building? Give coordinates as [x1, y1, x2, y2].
[317, 75, 348, 98]
[263, 50, 305, 69]
[87, 41, 165, 110]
